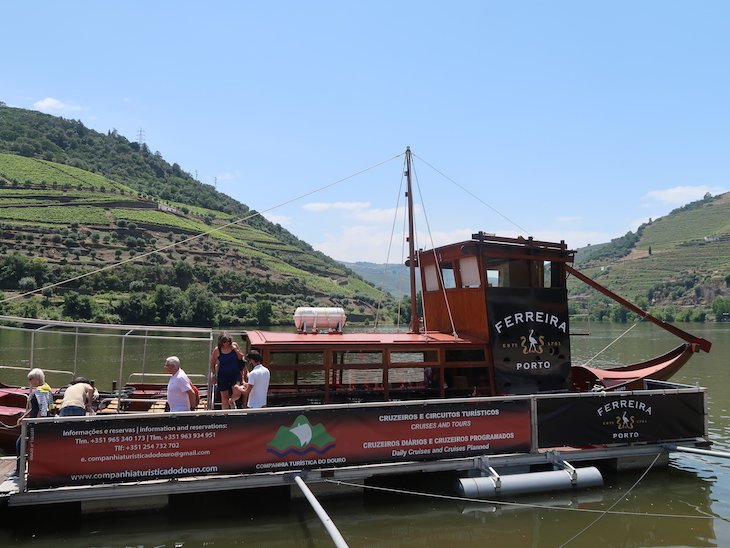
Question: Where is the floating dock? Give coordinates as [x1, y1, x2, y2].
[1, 380, 709, 514]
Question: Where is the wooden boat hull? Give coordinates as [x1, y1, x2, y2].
[571, 343, 697, 391]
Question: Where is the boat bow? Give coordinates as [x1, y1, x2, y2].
[571, 343, 698, 391]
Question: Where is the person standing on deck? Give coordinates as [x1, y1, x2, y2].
[209, 332, 246, 409]
[240, 351, 270, 408]
[164, 356, 197, 412]
[59, 377, 95, 416]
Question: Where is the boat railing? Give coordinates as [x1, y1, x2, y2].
[0, 365, 75, 378]
[0, 315, 215, 399]
[0, 365, 76, 392]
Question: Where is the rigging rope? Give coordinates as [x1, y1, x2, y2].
[412, 159, 458, 339]
[582, 319, 643, 366]
[412, 152, 533, 236]
[372, 155, 407, 331]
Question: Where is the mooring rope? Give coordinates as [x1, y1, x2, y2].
[558, 452, 662, 547]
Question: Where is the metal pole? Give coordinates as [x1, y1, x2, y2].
[668, 445, 730, 460]
[18, 420, 27, 492]
[405, 147, 419, 334]
[30, 331, 35, 369]
[208, 331, 214, 410]
[73, 327, 79, 375]
[294, 475, 349, 548]
[117, 330, 133, 402]
[142, 330, 149, 381]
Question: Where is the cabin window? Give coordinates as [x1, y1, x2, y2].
[424, 264, 440, 292]
[269, 351, 323, 366]
[445, 349, 486, 363]
[390, 350, 439, 365]
[543, 261, 553, 288]
[484, 259, 543, 288]
[389, 350, 440, 394]
[544, 260, 564, 288]
[459, 256, 481, 288]
[485, 259, 508, 287]
[441, 262, 456, 289]
[486, 269, 500, 287]
[335, 369, 384, 392]
[333, 350, 383, 365]
[271, 369, 326, 385]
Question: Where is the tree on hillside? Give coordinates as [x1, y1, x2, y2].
[0, 253, 48, 289]
[116, 292, 156, 324]
[254, 300, 273, 326]
[182, 284, 219, 326]
[63, 291, 95, 319]
[712, 297, 730, 321]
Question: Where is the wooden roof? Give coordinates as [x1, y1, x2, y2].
[244, 330, 488, 348]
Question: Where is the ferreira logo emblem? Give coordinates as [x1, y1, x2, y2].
[615, 411, 635, 430]
[520, 329, 544, 354]
[266, 415, 336, 457]
[596, 399, 652, 440]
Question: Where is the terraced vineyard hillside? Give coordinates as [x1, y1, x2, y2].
[0, 152, 390, 326]
[571, 192, 730, 321]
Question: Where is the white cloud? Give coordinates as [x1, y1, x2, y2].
[351, 206, 407, 222]
[33, 97, 82, 112]
[413, 228, 474, 250]
[643, 185, 725, 206]
[313, 224, 476, 263]
[216, 170, 240, 182]
[262, 212, 290, 226]
[314, 225, 397, 262]
[303, 201, 370, 212]
[530, 229, 614, 249]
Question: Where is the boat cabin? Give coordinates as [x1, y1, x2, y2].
[243, 232, 577, 404]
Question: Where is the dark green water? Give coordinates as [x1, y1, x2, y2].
[1, 322, 729, 547]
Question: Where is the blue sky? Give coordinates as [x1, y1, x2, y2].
[3, 1, 728, 262]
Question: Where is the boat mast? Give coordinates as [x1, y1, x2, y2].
[405, 147, 420, 334]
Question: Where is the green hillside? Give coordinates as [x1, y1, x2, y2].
[571, 192, 730, 322]
[0, 105, 394, 326]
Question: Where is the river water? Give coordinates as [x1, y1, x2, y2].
[1, 322, 729, 547]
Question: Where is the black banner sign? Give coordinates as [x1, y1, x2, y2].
[27, 399, 531, 488]
[487, 288, 571, 394]
[537, 391, 706, 447]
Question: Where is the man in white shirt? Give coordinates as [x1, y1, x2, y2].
[242, 351, 270, 408]
[163, 356, 197, 412]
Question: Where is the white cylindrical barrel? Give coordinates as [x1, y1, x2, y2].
[294, 307, 347, 332]
[457, 467, 603, 498]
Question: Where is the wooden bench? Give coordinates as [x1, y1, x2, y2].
[147, 400, 168, 413]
